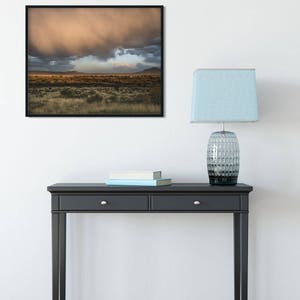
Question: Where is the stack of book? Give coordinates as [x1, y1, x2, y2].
[105, 170, 172, 186]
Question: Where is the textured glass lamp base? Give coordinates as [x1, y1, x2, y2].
[207, 131, 240, 186]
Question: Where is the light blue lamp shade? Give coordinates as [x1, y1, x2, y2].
[191, 69, 258, 122]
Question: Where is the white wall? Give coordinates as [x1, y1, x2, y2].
[1, 0, 300, 299]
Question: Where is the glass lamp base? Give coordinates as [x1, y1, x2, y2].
[207, 131, 240, 186]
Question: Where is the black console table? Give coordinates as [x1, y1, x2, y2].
[48, 183, 253, 300]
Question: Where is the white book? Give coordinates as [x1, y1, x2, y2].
[109, 170, 162, 180]
[106, 178, 171, 186]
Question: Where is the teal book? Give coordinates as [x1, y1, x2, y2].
[105, 178, 172, 186]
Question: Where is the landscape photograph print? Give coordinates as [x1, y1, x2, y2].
[26, 6, 163, 116]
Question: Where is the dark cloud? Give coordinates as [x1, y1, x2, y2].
[28, 7, 161, 60]
[135, 62, 160, 72]
[28, 56, 75, 72]
[136, 63, 149, 72]
[123, 45, 161, 64]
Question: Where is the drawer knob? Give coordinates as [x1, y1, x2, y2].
[100, 200, 108, 205]
[193, 201, 201, 205]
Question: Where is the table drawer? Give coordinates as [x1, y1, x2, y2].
[151, 194, 240, 211]
[59, 194, 149, 211]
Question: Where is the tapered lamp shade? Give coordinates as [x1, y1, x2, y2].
[191, 69, 258, 122]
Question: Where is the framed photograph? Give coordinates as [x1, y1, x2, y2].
[26, 5, 164, 117]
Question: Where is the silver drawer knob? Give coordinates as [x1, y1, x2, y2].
[193, 201, 201, 205]
[100, 200, 108, 205]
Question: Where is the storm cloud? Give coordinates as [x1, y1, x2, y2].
[124, 45, 161, 64]
[28, 56, 75, 72]
[28, 7, 161, 60]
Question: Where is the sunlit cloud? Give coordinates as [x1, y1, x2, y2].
[70, 52, 156, 73]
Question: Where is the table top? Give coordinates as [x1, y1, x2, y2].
[48, 183, 253, 193]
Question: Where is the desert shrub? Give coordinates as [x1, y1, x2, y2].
[30, 89, 46, 98]
[149, 86, 161, 104]
[121, 96, 130, 102]
[109, 94, 119, 102]
[30, 100, 46, 110]
[60, 88, 79, 98]
[86, 93, 103, 103]
[61, 88, 94, 99]
[88, 89, 97, 96]
[143, 94, 153, 103]
[131, 94, 144, 103]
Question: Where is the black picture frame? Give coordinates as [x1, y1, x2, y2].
[26, 5, 164, 117]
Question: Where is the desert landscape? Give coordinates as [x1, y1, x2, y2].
[28, 69, 162, 115]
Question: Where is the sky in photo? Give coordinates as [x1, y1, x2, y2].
[28, 7, 162, 73]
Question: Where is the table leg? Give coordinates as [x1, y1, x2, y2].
[234, 213, 248, 300]
[52, 212, 66, 300]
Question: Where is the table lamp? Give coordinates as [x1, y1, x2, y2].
[191, 69, 258, 185]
